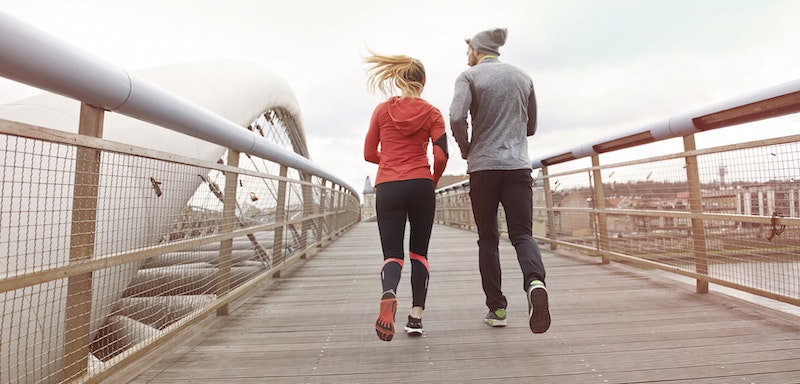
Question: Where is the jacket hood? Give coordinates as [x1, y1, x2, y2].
[386, 97, 436, 136]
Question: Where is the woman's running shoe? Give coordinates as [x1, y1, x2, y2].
[375, 290, 397, 341]
[404, 315, 424, 335]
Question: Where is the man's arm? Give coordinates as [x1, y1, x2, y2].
[430, 112, 449, 187]
[449, 74, 472, 159]
[527, 83, 538, 137]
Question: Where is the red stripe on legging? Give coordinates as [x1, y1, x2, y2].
[409, 252, 429, 271]
[382, 258, 404, 268]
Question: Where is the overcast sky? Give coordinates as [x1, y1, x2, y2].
[2, 0, 800, 195]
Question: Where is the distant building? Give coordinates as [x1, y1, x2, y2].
[361, 176, 376, 221]
[549, 181, 800, 239]
[557, 191, 593, 237]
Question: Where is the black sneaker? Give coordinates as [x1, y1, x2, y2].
[527, 280, 551, 334]
[483, 308, 507, 327]
[404, 315, 424, 335]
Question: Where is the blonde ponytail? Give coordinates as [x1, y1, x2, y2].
[364, 51, 426, 99]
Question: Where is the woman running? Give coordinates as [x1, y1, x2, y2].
[363, 52, 448, 341]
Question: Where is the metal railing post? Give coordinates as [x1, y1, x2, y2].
[447, 190, 455, 226]
[326, 180, 335, 238]
[442, 191, 450, 226]
[330, 183, 339, 234]
[216, 149, 239, 316]
[591, 155, 611, 264]
[319, 178, 330, 245]
[63, 103, 103, 381]
[683, 134, 710, 294]
[465, 187, 476, 231]
[300, 172, 312, 258]
[541, 166, 558, 250]
[272, 165, 289, 272]
[338, 185, 346, 232]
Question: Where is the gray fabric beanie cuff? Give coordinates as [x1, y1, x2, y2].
[469, 28, 507, 56]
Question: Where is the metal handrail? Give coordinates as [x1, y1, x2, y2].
[0, 10, 356, 197]
[530, 79, 800, 168]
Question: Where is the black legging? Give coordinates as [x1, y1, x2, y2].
[375, 178, 435, 309]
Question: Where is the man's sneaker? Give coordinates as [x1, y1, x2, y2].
[483, 308, 507, 327]
[527, 280, 551, 334]
[375, 290, 397, 341]
[404, 315, 424, 335]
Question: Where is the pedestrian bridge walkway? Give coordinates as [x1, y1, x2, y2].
[121, 222, 800, 384]
[3, 12, 800, 384]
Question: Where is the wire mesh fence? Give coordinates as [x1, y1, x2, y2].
[435, 128, 800, 308]
[0, 116, 360, 383]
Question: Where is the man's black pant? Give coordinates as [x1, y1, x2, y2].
[469, 169, 546, 311]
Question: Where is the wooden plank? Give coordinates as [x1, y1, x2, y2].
[121, 222, 800, 384]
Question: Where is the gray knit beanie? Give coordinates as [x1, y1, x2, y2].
[468, 27, 507, 56]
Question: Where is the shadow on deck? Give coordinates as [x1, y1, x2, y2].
[121, 222, 800, 384]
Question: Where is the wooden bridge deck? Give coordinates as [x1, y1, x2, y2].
[122, 222, 800, 384]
